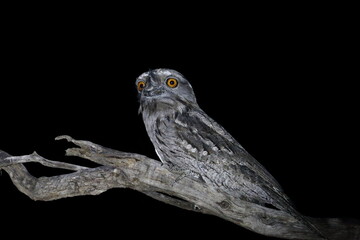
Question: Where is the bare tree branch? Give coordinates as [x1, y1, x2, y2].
[1, 136, 359, 240]
[1, 151, 88, 171]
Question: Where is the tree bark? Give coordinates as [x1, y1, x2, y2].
[1, 135, 359, 240]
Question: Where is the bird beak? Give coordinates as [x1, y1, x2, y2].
[142, 72, 163, 97]
[142, 85, 164, 97]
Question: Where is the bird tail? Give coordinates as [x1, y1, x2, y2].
[271, 191, 359, 239]
[308, 217, 360, 240]
[268, 187, 329, 239]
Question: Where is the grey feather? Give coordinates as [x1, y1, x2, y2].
[136, 68, 326, 239]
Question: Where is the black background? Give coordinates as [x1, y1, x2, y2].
[1, 3, 359, 240]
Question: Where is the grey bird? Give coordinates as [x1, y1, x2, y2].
[136, 68, 326, 239]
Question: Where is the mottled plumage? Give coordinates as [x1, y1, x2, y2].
[136, 68, 324, 238]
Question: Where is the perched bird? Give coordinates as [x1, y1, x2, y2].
[136, 68, 325, 238]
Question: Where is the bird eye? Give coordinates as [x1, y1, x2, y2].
[137, 81, 146, 91]
[166, 78, 178, 88]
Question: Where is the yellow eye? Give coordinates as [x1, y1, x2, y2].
[166, 78, 178, 88]
[137, 81, 146, 91]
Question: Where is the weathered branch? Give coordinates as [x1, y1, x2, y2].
[1, 151, 88, 171]
[1, 135, 359, 240]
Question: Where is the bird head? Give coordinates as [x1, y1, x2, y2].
[136, 69, 198, 113]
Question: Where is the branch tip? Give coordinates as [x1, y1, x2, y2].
[55, 135, 74, 142]
[55, 135, 102, 153]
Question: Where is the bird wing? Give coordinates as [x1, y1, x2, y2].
[190, 110, 288, 194]
[154, 107, 291, 207]
[154, 108, 326, 237]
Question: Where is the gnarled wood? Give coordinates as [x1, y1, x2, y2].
[1, 135, 359, 240]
